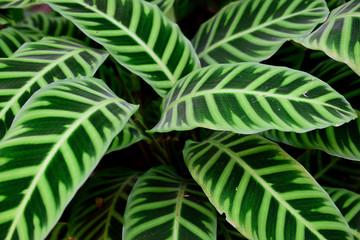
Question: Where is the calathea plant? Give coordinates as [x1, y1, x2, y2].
[0, 0, 359, 239]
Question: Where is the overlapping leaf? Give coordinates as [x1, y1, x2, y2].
[66, 167, 141, 240]
[151, 63, 356, 134]
[297, 0, 360, 76]
[123, 165, 217, 240]
[0, 37, 108, 139]
[217, 216, 247, 240]
[0, 26, 42, 57]
[262, 111, 360, 160]
[325, 187, 360, 239]
[0, 77, 139, 240]
[184, 131, 353, 239]
[309, 59, 360, 109]
[106, 119, 147, 154]
[192, 0, 329, 66]
[149, 0, 174, 14]
[42, 0, 200, 97]
[297, 150, 360, 191]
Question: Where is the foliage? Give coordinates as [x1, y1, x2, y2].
[0, 0, 359, 239]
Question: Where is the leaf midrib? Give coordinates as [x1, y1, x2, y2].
[197, 6, 326, 58]
[163, 88, 346, 114]
[5, 97, 122, 240]
[173, 180, 187, 240]
[206, 137, 327, 240]
[71, 0, 176, 84]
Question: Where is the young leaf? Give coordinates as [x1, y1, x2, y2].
[42, 0, 201, 97]
[151, 63, 356, 134]
[67, 167, 141, 239]
[296, 0, 360, 76]
[193, 0, 329, 65]
[123, 165, 217, 240]
[0, 77, 139, 240]
[0, 37, 108, 139]
[262, 111, 360, 161]
[183, 131, 353, 240]
[325, 187, 360, 239]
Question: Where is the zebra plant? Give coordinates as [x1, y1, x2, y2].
[1, 0, 360, 239]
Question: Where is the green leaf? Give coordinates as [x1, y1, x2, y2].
[106, 119, 147, 154]
[67, 167, 141, 240]
[183, 131, 353, 240]
[0, 77, 139, 240]
[296, 0, 360, 76]
[325, 187, 360, 239]
[149, 0, 174, 14]
[0, 0, 39, 8]
[0, 37, 108, 139]
[217, 215, 247, 240]
[123, 165, 217, 240]
[46, 222, 68, 240]
[192, 0, 329, 66]
[309, 58, 360, 109]
[297, 150, 360, 191]
[42, 0, 200, 97]
[151, 63, 356, 134]
[0, 26, 42, 57]
[262, 111, 360, 160]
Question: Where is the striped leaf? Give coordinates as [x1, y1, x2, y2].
[46, 222, 68, 240]
[192, 0, 329, 66]
[67, 167, 141, 240]
[42, 0, 201, 97]
[151, 63, 356, 134]
[0, 37, 108, 139]
[0, 77, 139, 240]
[106, 119, 147, 154]
[325, 187, 360, 239]
[0, 26, 42, 57]
[183, 131, 353, 240]
[0, 0, 39, 8]
[297, 0, 360, 76]
[262, 111, 360, 160]
[149, 0, 174, 14]
[309, 59, 360, 109]
[297, 150, 360, 191]
[217, 216, 247, 240]
[123, 165, 217, 240]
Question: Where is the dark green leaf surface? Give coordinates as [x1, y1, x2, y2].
[67, 167, 141, 240]
[0, 37, 108, 139]
[325, 187, 360, 239]
[262, 111, 360, 160]
[0, 77, 139, 240]
[123, 165, 217, 240]
[184, 131, 353, 240]
[106, 119, 147, 154]
[42, 0, 200, 97]
[149, 0, 174, 14]
[151, 63, 356, 134]
[193, 0, 329, 65]
[297, 0, 360, 76]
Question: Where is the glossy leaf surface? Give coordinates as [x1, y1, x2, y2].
[297, 0, 360, 76]
[67, 167, 141, 240]
[0, 37, 108, 139]
[0, 77, 139, 240]
[151, 63, 356, 134]
[193, 0, 329, 65]
[43, 0, 200, 97]
[184, 131, 353, 239]
[123, 165, 217, 240]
